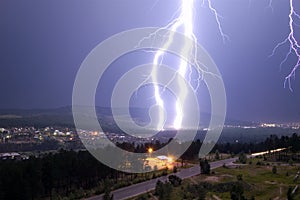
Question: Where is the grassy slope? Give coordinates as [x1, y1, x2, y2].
[130, 158, 300, 200]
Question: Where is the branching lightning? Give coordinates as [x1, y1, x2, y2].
[270, 0, 300, 91]
[137, 0, 300, 131]
[147, 0, 227, 130]
[266, 0, 274, 12]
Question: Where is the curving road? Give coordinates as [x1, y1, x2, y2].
[86, 157, 237, 200]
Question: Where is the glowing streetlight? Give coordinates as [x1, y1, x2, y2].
[148, 148, 153, 154]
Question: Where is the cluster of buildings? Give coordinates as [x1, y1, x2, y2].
[259, 122, 300, 129]
[0, 152, 29, 160]
[0, 127, 78, 144]
[0, 127, 172, 151]
[77, 130, 172, 147]
[223, 122, 300, 130]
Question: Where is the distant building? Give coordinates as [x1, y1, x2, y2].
[0, 152, 28, 160]
[0, 152, 21, 160]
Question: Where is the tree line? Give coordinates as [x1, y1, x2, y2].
[0, 149, 117, 199]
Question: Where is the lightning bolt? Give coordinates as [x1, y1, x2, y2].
[266, 0, 274, 12]
[270, 0, 300, 91]
[148, 0, 227, 130]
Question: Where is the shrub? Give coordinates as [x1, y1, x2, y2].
[215, 150, 220, 160]
[173, 166, 178, 173]
[238, 152, 247, 164]
[272, 166, 277, 174]
[168, 175, 182, 187]
[256, 161, 262, 166]
[155, 180, 173, 199]
[236, 174, 243, 181]
[230, 182, 245, 200]
[200, 159, 210, 174]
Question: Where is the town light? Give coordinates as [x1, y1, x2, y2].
[148, 148, 153, 154]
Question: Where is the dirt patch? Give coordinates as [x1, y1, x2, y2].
[212, 194, 222, 200]
[221, 174, 234, 178]
[204, 176, 220, 182]
[265, 181, 277, 185]
[189, 177, 198, 184]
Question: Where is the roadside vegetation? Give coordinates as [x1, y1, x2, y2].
[131, 156, 300, 200]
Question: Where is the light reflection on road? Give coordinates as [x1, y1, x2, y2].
[250, 148, 287, 157]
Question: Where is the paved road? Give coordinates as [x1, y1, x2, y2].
[86, 157, 237, 200]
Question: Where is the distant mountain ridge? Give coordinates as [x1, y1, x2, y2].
[0, 106, 256, 128]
